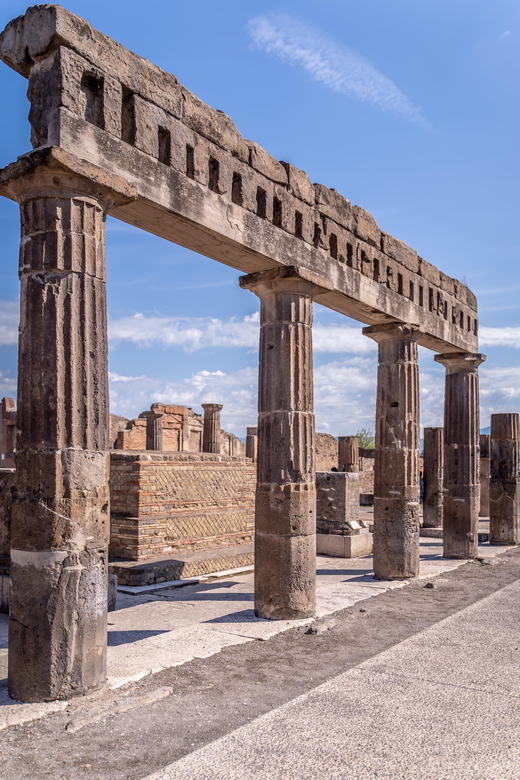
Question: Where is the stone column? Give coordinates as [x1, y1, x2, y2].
[423, 427, 443, 528]
[240, 267, 322, 619]
[363, 323, 422, 579]
[338, 436, 359, 472]
[479, 434, 491, 517]
[434, 352, 486, 559]
[1, 397, 16, 468]
[146, 412, 163, 451]
[246, 427, 258, 462]
[201, 404, 223, 454]
[0, 149, 134, 702]
[489, 413, 520, 544]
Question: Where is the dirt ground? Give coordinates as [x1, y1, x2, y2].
[1, 547, 520, 779]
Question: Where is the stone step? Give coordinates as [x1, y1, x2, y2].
[109, 543, 254, 587]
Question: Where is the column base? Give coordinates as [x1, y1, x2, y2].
[8, 547, 108, 703]
[373, 498, 420, 580]
[442, 494, 479, 559]
[254, 532, 316, 620]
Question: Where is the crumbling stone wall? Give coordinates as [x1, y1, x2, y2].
[115, 403, 245, 456]
[315, 432, 338, 472]
[109, 452, 256, 559]
[316, 471, 360, 533]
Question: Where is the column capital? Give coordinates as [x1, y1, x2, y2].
[201, 403, 223, 413]
[362, 322, 423, 344]
[434, 351, 486, 373]
[246, 426, 258, 436]
[239, 266, 331, 299]
[0, 146, 136, 209]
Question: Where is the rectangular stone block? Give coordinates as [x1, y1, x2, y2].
[316, 532, 373, 558]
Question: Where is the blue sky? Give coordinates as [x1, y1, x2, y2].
[0, 0, 519, 438]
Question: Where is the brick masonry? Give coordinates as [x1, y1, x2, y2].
[109, 452, 256, 560]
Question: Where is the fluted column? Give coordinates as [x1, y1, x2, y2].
[0, 150, 134, 702]
[146, 412, 163, 451]
[479, 434, 491, 517]
[246, 427, 258, 462]
[202, 404, 223, 454]
[338, 436, 359, 472]
[423, 427, 444, 528]
[240, 267, 322, 619]
[490, 413, 520, 544]
[434, 352, 486, 559]
[363, 323, 422, 579]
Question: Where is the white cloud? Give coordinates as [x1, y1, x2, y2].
[108, 311, 376, 355]
[247, 13, 430, 127]
[479, 326, 520, 349]
[499, 30, 511, 40]
[0, 371, 17, 397]
[0, 300, 19, 347]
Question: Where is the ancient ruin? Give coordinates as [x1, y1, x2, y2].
[0, 5, 485, 702]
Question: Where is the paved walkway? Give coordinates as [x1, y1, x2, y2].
[0, 537, 511, 731]
[146, 574, 520, 780]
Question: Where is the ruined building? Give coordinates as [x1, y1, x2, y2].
[0, 6, 488, 703]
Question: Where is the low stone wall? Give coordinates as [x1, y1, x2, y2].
[109, 452, 256, 560]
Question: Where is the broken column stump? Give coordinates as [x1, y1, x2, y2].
[338, 436, 359, 473]
[246, 427, 258, 462]
[423, 427, 443, 528]
[434, 352, 486, 559]
[0, 148, 135, 702]
[363, 323, 422, 580]
[489, 413, 520, 545]
[202, 404, 223, 454]
[240, 267, 322, 619]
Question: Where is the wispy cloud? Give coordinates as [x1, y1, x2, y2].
[479, 326, 520, 349]
[246, 13, 430, 128]
[0, 300, 18, 347]
[499, 30, 511, 40]
[108, 311, 377, 355]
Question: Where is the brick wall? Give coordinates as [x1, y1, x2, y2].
[109, 452, 256, 560]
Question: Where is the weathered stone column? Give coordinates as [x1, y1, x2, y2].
[240, 267, 322, 619]
[363, 323, 422, 579]
[246, 427, 258, 462]
[479, 434, 491, 517]
[146, 412, 163, 451]
[434, 352, 486, 559]
[423, 427, 443, 528]
[1, 397, 16, 468]
[338, 436, 359, 472]
[489, 413, 520, 544]
[0, 149, 134, 702]
[202, 404, 223, 454]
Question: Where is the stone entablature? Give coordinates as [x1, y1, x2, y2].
[109, 452, 256, 560]
[0, 6, 478, 353]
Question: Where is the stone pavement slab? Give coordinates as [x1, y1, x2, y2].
[145, 576, 520, 780]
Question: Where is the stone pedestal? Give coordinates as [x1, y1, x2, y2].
[202, 404, 223, 454]
[479, 434, 491, 518]
[338, 436, 359, 472]
[146, 412, 164, 451]
[423, 427, 443, 528]
[363, 323, 422, 580]
[240, 267, 322, 619]
[434, 352, 486, 559]
[0, 149, 134, 702]
[490, 414, 520, 544]
[246, 427, 258, 462]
